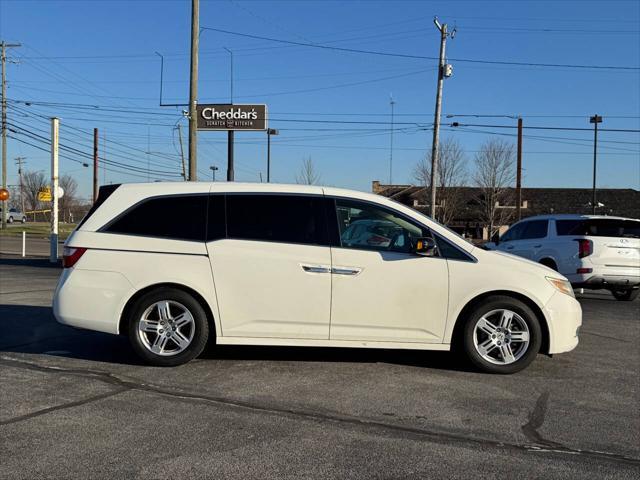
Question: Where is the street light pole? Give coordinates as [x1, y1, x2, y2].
[209, 165, 218, 182]
[590, 114, 603, 214]
[267, 128, 278, 182]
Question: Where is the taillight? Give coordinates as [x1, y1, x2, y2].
[63, 247, 87, 268]
[576, 239, 592, 258]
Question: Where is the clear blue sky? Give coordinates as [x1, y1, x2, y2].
[1, 0, 639, 201]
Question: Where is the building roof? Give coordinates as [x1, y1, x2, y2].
[372, 181, 640, 222]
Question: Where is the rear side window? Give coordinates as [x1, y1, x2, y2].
[78, 184, 121, 228]
[226, 194, 329, 246]
[557, 219, 640, 238]
[521, 220, 548, 239]
[555, 220, 583, 236]
[103, 194, 207, 241]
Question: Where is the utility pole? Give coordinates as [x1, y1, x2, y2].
[1, 41, 21, 230]
[210, 165, 218, 181]
[590, 114, 603, 214]
[50, 117, 59, 263]
[267, 128, 278, 182]
[93, 128, 99, 202]
[177, 124, 187, 180]
[389, 94, 395, 184]
[224, 47, 235, 181]
[188, 0, 199, 181]
[429, 19, 454, 220]
[516, 117, 523, 220]
[15, 156, 25, 213]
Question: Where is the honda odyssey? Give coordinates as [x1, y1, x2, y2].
[53, 182, 581, 373]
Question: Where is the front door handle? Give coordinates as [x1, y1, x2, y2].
[506, 245, 514, 250]
[300, 264, 331, 274]
[331, 266, 362, 276]
[533, 244, 542, 248]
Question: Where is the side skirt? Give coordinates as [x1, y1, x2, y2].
[216, 336, 451, 351]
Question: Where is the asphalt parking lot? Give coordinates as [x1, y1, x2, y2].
[1, 253, 639, 479]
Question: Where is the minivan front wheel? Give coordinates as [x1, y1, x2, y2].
[127, 288, 209, 366]
[462, 296, 542, 374]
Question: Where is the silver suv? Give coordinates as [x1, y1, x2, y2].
[0, 207, 27, 224]
[486, 215, 640, 301]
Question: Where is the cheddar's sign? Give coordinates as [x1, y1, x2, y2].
[196, 104, 267, 131]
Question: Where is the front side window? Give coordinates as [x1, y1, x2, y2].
[335, 199, 430, 254]
[103, 194, 207, 241]
[501, 223, 524, 242]
[226, 194, 329, 246]
[521, 220, 548, 240]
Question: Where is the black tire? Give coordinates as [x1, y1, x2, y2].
[21, 217, 26, 223]
[7, 216, 13, 224]
[461, 295, 542, 374]
[611, 288, 639, 302]
[127, 287, 210, 366]
[539, 258, 557, 271]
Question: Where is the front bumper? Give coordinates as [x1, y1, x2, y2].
[543, 291, 582, 355]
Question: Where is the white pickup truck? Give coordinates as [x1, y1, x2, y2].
[486, 214, 640, 301]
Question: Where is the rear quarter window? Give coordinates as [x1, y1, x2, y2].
[556, 219, 640, 238]
[102, 194, 208, 241]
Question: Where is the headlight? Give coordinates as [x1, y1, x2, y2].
[546, 277, 575, 298]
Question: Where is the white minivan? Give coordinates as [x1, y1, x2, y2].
[53, 183, 581, 373]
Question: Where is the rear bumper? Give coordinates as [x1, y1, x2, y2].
[53, 268, 134, 335]
[543, 291, 582, 355]
[568, 273, 640, 290]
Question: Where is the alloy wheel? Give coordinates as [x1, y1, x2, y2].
[137, 300, 196, 356]
[472, 309, 530, 365]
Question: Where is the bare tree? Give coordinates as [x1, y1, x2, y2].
[413, 138, 468, 225]
[295, 157, 321, 185]
[22, 170, 48, 212]
[473, 139, 516, 239]
[59, 174, 79, 223]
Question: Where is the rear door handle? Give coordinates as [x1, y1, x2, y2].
[533, 244, 542, 248]
[300, 264, 331, 274]
[506, 245, 514, 250]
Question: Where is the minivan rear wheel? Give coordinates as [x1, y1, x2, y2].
[461, 296, 542, 374]
[127, 288, 209, 366]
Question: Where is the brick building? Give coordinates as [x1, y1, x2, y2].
[372, 181, 640, 239]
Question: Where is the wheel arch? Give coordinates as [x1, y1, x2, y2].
[118, 282, 217, 340]
[450, 290, 550, 355]
[539, 257, 558, 271]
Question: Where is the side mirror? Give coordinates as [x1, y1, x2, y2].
[413, 237, 438, 257]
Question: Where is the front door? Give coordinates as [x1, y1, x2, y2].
[328, 198, 449, 343]
[206, 192, 332, 339]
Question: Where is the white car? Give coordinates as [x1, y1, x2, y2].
[486, 215, 640, 301]
[53, 183, 581, 373]
[0, 207, 27, 224]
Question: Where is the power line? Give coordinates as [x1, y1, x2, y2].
[201, 27, 640, 71]
[449, 122, 640, 133]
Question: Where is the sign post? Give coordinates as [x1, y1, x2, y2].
[50, 117, 59, 263]
[196, 104, 267, 182]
